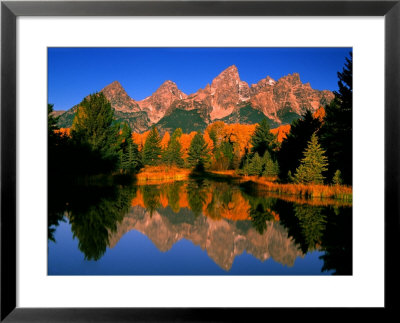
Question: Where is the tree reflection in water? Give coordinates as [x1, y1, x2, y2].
[48, 180, 136, 260]
[49, 177, 352, 274]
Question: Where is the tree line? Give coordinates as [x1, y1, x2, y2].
[133, 53, 352, 185]
[49, 53, 352, 186]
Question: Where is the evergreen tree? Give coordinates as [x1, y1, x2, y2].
[48, 103, 59, 140]
[162, 128, 184, 167]
[262, 151, 279, 178]
[248, 153, 264, 176]
[320, 53, 352, 185]
[277, 109, 322, 182]
[214, 141, 234, 170]
[120, 140, 142, 173]
[294, 133, 328, 184]
[117, 123, 142, 173]
[171, 127, 183, 141]
[71, 92, 118, 155]
[287, 170, 295, 183]
[239, 154, 251, 176]
[250, 119, 277, 157]
[143, 126, 162, 166]
[187, 131, 210, 171]
[332, 169, 343, 185]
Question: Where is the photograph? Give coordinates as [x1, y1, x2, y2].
[47, 47, 353, 276]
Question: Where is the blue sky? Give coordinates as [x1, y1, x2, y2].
[48, 47, 352, 111]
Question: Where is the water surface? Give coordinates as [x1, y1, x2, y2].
[48, 177, 352, 275]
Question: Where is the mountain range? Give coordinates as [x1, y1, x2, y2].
[107, 205, 303, 271]
[56, 65, 334, 133]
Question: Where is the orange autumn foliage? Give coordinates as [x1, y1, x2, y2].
[132, 131, 150, 152]
[178, 131, 196, 159]
[222, 123, 257, 157]
[160, 132, 170, 150]
[130, 190, 146, 208]
[313, 106, 326, 122]
[271, 124, 291, 143]
[203, 131, 214, 152]
[218, 192, 251, 221]
[131, 181, 254, 221]
[159, 192, 169, 208]
[54, 127, 71, 137]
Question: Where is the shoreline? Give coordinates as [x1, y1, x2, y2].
[135, 167, 352, 203]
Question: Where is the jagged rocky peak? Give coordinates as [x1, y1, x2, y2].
[100, 80, 140, 113]
[104, 80, 123, 89]
[101, 80, 128, 97]
[211, 65, 241, 89]
[207, 65, 251, 120]
[137, 80, 188, 124]
[58, 65, 335, 132]
[250, 76, 276, 94]
[154, 80, 187, 99]
[279, 72, 302, 85]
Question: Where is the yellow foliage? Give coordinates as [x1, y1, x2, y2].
[160, 132, 170, 150]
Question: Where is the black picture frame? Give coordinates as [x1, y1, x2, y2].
[1, 0, 399, 321]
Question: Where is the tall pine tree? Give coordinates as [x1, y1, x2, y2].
[294, 133, 328, 184]
[187, 132, 210, 171]
[71, 92, 118, 155]
[162, 128, 184, 167]
[320, 52, 352, 185]
[262, 151, 279, 178]
[118, 123, 142, 173]
[247, 153, 263, 176]
[143, 126, 162, 166]
[250, 119, 277, 157]
[277, 109, 322, 182]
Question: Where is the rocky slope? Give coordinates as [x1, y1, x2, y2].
[107, 205, 303, 271]
[101, 81, 141, 113]
[56, 65, 333, 133]
[137, 80, 188, 124]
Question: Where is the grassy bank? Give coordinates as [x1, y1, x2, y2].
[234, 175, 351, 202]
[136, 166, 191, 183]
[208, 170, 352, 202]
[135, 167, 352, 202]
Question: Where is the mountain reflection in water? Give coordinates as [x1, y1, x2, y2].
[48, 178, 352, 275]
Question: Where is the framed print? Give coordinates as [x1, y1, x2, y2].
[1, 0, 399, 321]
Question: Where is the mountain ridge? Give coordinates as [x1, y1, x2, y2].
[56, 65, 334, 133]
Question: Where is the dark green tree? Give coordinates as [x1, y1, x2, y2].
[171, 127, 183, 141]
[71, 92, 119, 155]
[143, 126, 162, 166]
[166, 181, 183, 213]
[277, 110, 322, 182]
[48, 103, 59, 142]
[141, 185, 161, 216]
[162, 128, 184, 167]
[187, 132, 210, 171]
[320, 53, 352, 185]
[250, 119, 278, 158]
[68, 184, 136, 260]
[294, 133, 328, 184]
[262, 151, 279, 178]
[247, 196, 277, 234]
[332, 170, 343, 185]
[247, 153, 264, 176]
[118, 123, 142, 173]
[187, 179, 208, 216]
[213, 141, 234, 170]
[120, 140, 142, 173]
[293, 204, 327, 252]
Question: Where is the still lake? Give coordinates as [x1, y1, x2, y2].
[48, 177, 352, 275]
